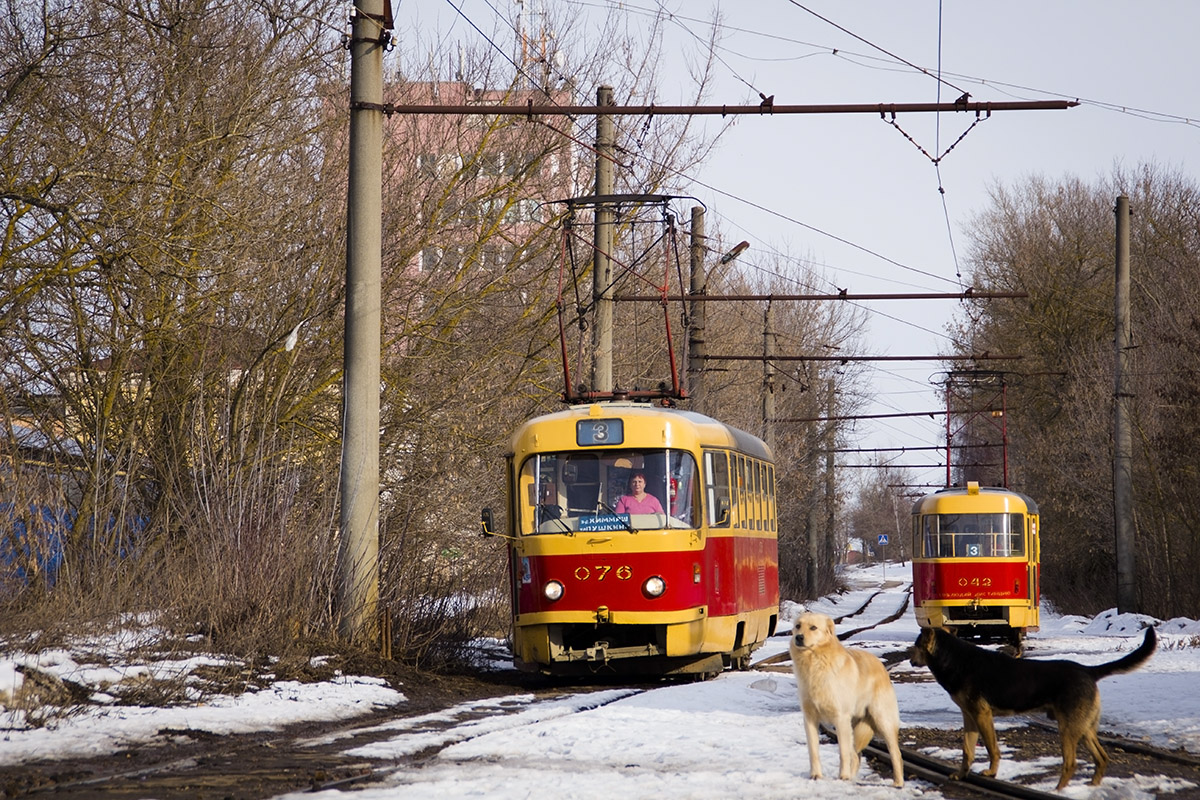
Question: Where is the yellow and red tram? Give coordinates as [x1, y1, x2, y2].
[911, 481, 1040, 646]
[485, 401, 779, 677]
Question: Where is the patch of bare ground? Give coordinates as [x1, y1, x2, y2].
[0, 664, 539, 799]
[900, 725, 1200, 799]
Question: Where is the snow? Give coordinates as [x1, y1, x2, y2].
[2, 563, 1198, 799]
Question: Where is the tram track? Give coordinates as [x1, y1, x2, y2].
[754, 584, 914, 670]
[1025, 719, 1200, 769]
[860, 735, 1062, 800]
[858, 723, 1200, 800]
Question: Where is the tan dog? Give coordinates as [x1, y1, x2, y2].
[911, 625, 1156, 789]
[789, 612, 905, 787]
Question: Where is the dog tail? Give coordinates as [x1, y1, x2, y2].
[1087, 626, 1157, 681]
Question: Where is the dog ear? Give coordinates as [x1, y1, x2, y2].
[825, 616, 836, 637]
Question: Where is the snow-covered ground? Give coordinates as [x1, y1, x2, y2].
[2, 563, 1198, 799]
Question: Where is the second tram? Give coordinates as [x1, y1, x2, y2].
[484, 401, 779, 677]
[911, 481, 1040, 646]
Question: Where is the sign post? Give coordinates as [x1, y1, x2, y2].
[877, 534, 889, 580]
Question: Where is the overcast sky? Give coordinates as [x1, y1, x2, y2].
[389, 1, 1200, 490]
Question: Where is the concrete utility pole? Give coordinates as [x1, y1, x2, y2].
[339, 0, 386, 645]
[591, 85, 615, 394]
[687, 207, 706, 414]
[1113, 195, 1137, 613]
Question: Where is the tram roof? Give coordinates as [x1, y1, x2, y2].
[510, 402, 774, 463]
[910, 483, 1038, 516]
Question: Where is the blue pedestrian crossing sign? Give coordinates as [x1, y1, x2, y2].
[877, 534, 889, 546]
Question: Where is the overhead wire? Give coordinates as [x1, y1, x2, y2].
[561, 0, 1199, 129]
[785, 0, 969, 96]
[400, 1, 1045, 458]
[595, 2, 1018, 453]
[933, 0, 965, 288]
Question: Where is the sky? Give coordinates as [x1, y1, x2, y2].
[2, 562, 1198, 799]
[385, 0, 1200, 491]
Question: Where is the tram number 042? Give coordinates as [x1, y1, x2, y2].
[574, 565, 633, 581]
[957, 577, 993, 587]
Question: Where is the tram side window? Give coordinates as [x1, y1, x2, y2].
[704, 450, 732, 528]
[735, 455, 747, 529]
[765, 464, 773, 530]
[768, 466, 778, 531]
[752, 462, 763, 530]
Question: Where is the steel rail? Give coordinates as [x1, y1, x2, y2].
[859, 738, 1066, 800]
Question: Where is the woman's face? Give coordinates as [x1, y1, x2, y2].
[630, 474, 646, 493]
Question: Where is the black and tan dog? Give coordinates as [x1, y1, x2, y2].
[911, 625, 1156, 790]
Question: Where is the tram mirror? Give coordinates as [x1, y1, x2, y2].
[480, 508, 495, 537]
[716, 497, 730, 526]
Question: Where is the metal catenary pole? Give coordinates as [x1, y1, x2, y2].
[687, 206, 707, 414]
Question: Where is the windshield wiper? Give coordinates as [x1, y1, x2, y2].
[596, 501, 636, 534]
[536, 504, 574, 535]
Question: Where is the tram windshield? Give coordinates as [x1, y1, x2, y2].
[518, 449, 698, 534]
[918, 512, 1026, 558]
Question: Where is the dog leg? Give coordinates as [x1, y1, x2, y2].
[975, 705, 1002, 778]
[803, 708, 824, 780]
[1056, 727, 1079, 790]
[849, 719, 875, 779]
[834, 715, 859, 780]
[865, 718, 905, 787]
[954, 709, 979, 779]
[1081, 729, 1109, 786]
[886, 735, 905, 788]
[1054, 713, 1103, 790]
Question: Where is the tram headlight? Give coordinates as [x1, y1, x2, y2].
[543, 580, 564, 602]
[642, 575, 666, 598]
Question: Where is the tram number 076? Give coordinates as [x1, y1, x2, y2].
[574, 565, 633, 581]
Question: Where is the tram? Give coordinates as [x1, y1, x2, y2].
[911, 481, 1040, 646]
[483, 401, 779, 677]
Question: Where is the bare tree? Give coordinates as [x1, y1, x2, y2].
[1, 0, 349, 654]
[957, 164, 1200, 618]
[847, 464, 914, 564]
